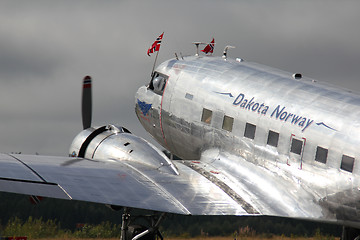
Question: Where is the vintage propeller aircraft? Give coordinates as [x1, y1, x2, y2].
[1, 40, 360, 240]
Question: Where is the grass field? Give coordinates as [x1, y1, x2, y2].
[34, 237, 339, 240]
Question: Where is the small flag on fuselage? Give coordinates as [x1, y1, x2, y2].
[201, 38, 215, 54]
[147, 32, 164, 56]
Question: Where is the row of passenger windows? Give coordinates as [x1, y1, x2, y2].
[201, 108, 356, 173]
[201, 108, 234, 132]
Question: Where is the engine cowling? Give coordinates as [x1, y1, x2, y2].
[69, 124, 178, 175]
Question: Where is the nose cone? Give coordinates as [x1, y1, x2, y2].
[135, 85, 167, 151]
[135, 85, 147, 119]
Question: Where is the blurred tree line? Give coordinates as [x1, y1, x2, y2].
[0, 192, 342, 238]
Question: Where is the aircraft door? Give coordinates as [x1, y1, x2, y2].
[288, 134, 306, 169]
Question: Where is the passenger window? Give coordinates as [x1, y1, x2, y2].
[267, 130, 279, 147]
[222, 115, 234, 132]
[148, 72, 168, 95]
[340, 155, 355, 173]
[244, 123, 256, 139]
[315, 146, 328, 164]
[290, 138, 303, 155]
[201, 108, 212, 124]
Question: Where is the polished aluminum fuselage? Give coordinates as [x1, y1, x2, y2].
[136, 56, 360, 226]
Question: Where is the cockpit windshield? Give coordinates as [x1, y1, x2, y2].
[148, 72, 168, 95]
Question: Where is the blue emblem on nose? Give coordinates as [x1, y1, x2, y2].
[137, 99, 152, 116]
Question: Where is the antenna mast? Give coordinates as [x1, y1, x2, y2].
[192, 42, 206, 56]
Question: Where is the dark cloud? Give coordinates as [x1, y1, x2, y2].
[0, 39, 64, 82]
[0, 0, 360, 155]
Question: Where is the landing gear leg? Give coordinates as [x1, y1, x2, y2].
[119, 208, 166, 240]
[120, 207, 131, 240]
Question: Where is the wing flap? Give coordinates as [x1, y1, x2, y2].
[0, 178, 71, 199]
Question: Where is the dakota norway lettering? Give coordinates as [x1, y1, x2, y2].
[233, 93, 269, 115]
[233, 93, 314, 132]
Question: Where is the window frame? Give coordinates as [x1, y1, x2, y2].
[267, 130, 279, 147]
[222, 115, 234, 132]
[290, 138, 303, 155]
[148, 71, 168, 95]
[201, 108, 213, 124]
[244, 122, 256, 139]
[315, 146, 328, 164]
[340, 154, 355, 173]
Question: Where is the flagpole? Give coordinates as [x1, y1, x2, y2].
[148, 32, 164, 77]
[151, 50, 159, 77]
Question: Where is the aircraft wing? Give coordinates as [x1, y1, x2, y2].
[0, 151, 334, 219]
[0, 153, 249, 215]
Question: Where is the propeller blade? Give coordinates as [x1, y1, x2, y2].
[82, 76, 92, 129]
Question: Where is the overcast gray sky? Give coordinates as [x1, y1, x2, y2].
[0, 1, 360, 155]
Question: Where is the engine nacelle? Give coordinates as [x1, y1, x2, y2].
[69, 124, 178, 175]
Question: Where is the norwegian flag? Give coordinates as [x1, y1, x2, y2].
[201, 38, 215, 54]
[147, 32, 164, 56]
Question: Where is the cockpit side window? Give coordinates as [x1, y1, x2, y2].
[148, 72, 168, 95]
